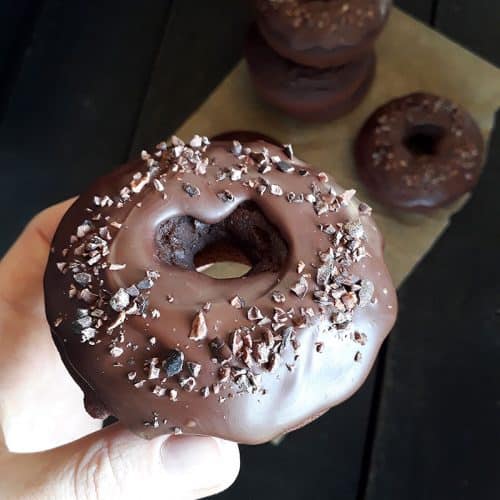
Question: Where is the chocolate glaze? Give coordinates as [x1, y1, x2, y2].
[254, 0, 391, 68]
[44, 135, 397, 444]
[355, 93, 485, 211]
[246, 25, 375, 122]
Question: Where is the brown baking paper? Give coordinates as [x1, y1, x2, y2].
[176, 9, 500, 287]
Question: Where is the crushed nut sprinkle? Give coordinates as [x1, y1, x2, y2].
[247, 306, 264, 321]
[182, 183, 201, 197]
[163, 349, 185, 377]
[109, 288, 130, 312]
[217, 190, 234, 203]
[187, 361, 202, 378]
[189, 311, 208, 340]
[230, 295, 245, 309]
[290, 276, 309, 298]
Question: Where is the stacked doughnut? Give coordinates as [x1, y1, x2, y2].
[247, 0, 392, 122]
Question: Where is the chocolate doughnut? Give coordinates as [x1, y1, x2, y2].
[254, 0, 391, 68]
[245, 25, 375, 122]
[355, 93, 485, 211]
[44, 135, 397, 444]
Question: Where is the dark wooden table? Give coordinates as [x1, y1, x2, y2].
[1, 2, 498, 499]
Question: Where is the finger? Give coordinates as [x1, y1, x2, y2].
[0, 198, 75, 313]
[2, 423, 240, 499]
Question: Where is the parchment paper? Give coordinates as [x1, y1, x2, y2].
[176, 9, 500, 287]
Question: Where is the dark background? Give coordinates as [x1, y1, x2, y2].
[0, 1, 498, 499]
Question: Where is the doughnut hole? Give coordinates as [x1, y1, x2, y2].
[155, 201, 288, 279]
[403, 124, 446, 156]
[194, 240, 252, 278]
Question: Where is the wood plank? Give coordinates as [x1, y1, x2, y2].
[0, 0, 39, 62]
[435, 0, 500, 66]
[0, 0, 171, 254]
[364, 124, 500, 499]
[394, 0, 434, 23]
[0, 0, 44, 116]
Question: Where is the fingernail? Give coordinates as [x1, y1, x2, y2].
[161, 435, 225, 492]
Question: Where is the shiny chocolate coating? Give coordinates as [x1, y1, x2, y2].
[355, 93, 485, 211]
[44, 135, 397, 444]
[254, 0, 391, 68]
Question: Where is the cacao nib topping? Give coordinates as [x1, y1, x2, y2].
[152, 385, 167, 397]
[187, 361, 202, 378]
[163, 349, 185, 378]
[231, 140, 242, 156]
[271, 290, 286, 304]
[283, 143, 294, 159]
[183, 183, 201, 197]
[277, 161, 295, 173]
[290, 276, 309, 298]
[74, 272, 92, 286]
[247, 306, 264, 321]
[72, 316, 92, 331]
[230, 295, 245, 309]
[217, 190, 234, 203]
[179, 376, 196, 392]
[109, 288, 130, 312]
[210, 337, 233, 361]
[137, 278, 154, 290]
[189, 311, 208, 340]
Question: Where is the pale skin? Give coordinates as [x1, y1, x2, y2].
[0, 200, 240, 499]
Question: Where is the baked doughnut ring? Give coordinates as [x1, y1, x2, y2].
[245, 25, 375, 122]
[44, 135, 397, 443]
[355, 92, 484, 210]
[254, 0, 391, 68]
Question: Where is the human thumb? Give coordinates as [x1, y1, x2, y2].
[1, 422, 239, 499]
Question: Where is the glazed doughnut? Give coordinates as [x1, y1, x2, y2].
[355, 93, 485, 211]
[254, 0, 391, 68]
[245, 25, 375, 122]
[44, 135, 397, 444]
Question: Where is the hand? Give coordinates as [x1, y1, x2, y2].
[0, 200, 240, 499]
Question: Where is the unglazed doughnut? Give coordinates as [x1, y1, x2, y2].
[44, 135, 397, 444]
[245, 25, 375, 122]
[355, 93, 485, 211]
[253, 0, 391, 68]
